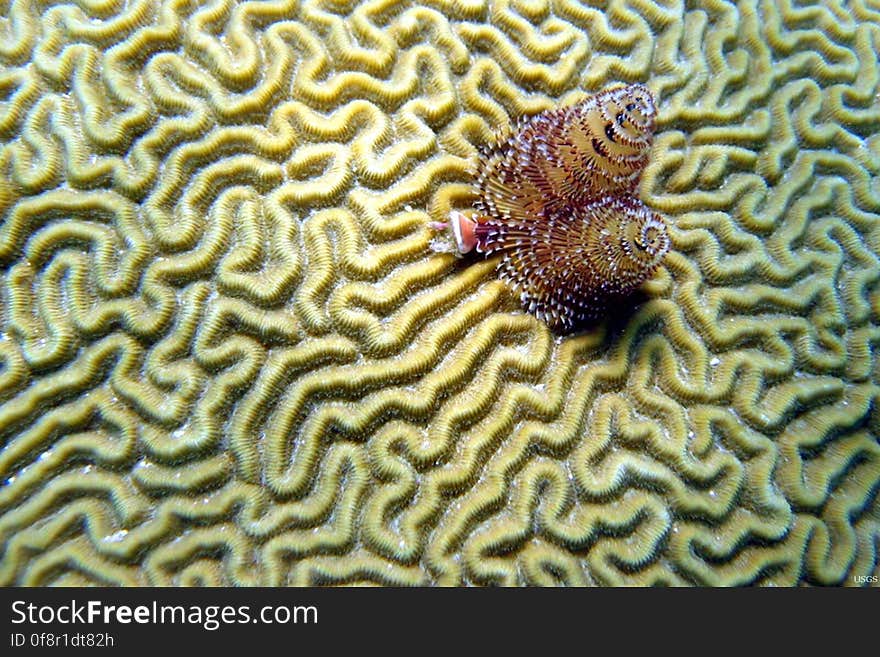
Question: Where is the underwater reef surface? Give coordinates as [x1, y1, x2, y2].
[0, 0, 879, 586]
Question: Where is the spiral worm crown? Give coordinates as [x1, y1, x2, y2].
[455, 83, 668, 330]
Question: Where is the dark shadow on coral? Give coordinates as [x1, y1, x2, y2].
[560, 290, 653, 341]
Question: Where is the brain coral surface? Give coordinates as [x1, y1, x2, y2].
[1, 0, 879, 587]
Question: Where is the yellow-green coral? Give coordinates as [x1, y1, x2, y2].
[1, 0, 879, 586]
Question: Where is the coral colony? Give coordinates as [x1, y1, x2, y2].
[435, 84, 670, 331]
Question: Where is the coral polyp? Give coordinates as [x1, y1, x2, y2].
[442, 84, 668, 330]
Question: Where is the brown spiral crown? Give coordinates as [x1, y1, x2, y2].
[480, 195, 669, 329]
[457, 83, 668, 330]
[474, 83, 659, 226]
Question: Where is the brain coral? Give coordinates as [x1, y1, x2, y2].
[1, 0, 879, 586]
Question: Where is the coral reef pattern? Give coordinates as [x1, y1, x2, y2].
[1, 0, 879, 586]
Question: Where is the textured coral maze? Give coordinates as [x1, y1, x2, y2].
[1, 0, 879, 586]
